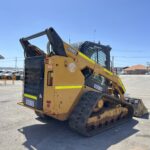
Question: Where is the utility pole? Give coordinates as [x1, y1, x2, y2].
[111, 56, 115, 69]
[0, 55, 4, 69]
[93, 29, 96, 42]
[69, 36, 71, 44]
[15, 57, 17, 70]
[147, 62, 150, 73]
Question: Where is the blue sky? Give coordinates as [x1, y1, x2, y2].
[0, 0, 150, 67]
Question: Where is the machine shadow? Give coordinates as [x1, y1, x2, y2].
[140, 112, 149, 119]
[18, 118, 139, 150]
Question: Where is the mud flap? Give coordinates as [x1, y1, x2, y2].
[125, 97, 148, 117]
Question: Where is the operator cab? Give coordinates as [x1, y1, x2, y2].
[79, 41, 111, 92]
[79, 41, 111, 70]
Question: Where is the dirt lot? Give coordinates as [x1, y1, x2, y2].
[0, 75, 150, 150]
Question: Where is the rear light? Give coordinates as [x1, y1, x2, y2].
[47, 71, 53, 86]
[45, 58, 49, 64]
[46, 100, 51, 108]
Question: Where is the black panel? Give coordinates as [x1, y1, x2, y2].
[85, 74, 107, 92]
[23, 56, 44, 110]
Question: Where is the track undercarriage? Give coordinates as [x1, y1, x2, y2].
[69, 91, 134, 136]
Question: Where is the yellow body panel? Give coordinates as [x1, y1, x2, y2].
[43, 56, 84, 120]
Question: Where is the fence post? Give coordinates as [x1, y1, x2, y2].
[12, 75, 16, 85]
[4, 76, 7, 86]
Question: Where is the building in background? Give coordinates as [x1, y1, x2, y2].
[124, 65, 147, 74]
[113, 66, 129, 74]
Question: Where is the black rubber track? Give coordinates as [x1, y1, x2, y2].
[69, 91, 134, 136]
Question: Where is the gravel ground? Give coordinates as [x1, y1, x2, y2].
[0, 75, 150, 150]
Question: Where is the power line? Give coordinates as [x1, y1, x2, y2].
[114, 56, 150, 58]
[113, 50, 144, 53]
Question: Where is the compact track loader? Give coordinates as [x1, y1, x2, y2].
[18, 27, 148, 136]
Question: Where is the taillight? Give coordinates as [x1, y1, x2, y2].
[45, 58, 49, 64]
[47, 71, 53, 86]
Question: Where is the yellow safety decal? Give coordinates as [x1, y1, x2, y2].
[24, 93, 37, 100]
[118, 78, 126, 92]
[104, 68, 113, 76]
[55, 85, 83, 90]
[78, 52, 95, 64]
